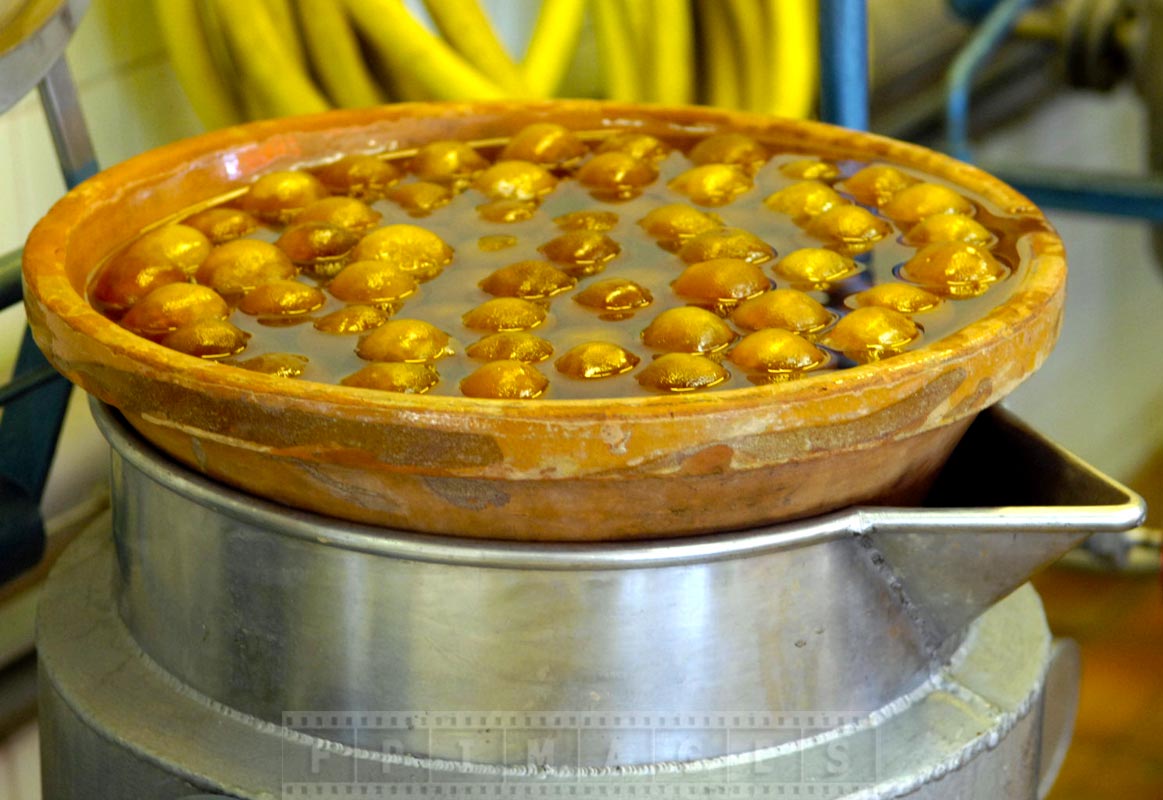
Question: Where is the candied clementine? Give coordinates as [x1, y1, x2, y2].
[731, 289, 835, 334]
[641, 307, 736, 353]
[824, 307, 920, 361]
[729, 329, 829, 373]
[160, 318, 250, 358]
[350, 225, 453, 281]
[241, 170, 330, 224]
[328, 260, 418, 305]
[341, 362, 440, 393]
[460, 360, 548, 398]
[673, 258, 770, 306]
[668, 164, 752, 206]
[356, 319, 453, 362]
[121, 283, 229, 335]
[577, 152, 658, 199]
[293, 197, 382, 233]
[501, 122, 587, 167]
[688, 133, 768, 174]
[636, 353, 729, 392]
[555, 342, 640, 379]
[474, 160, 558, 201]
[466, 332, 554, 363]
[238, 280, 325, 317]
[538, 231, 621, 276]
[479, 261, 576, 299]
[313, 154, 400, 200]
[196, 240, 296, 295]
[409, 141, 489, 185]
[462, 297, 548, 332]
[313, 304, 391, 334]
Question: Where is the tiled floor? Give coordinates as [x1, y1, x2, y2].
[1037, 445, 1163, 800]
[1036, 567, 1163, 798]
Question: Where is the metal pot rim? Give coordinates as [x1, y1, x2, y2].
[93, 400, 1144, 571]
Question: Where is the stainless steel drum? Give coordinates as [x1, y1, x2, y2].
[35, 401, 1144, 799]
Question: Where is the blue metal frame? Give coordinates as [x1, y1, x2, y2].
[949, 0, 1009, 23]
[944, 0, 1163, 220]
[945, 0, 1039, 161]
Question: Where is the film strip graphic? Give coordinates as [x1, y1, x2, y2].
[281, 787, 877, 798]
[280, 710, 880, 798]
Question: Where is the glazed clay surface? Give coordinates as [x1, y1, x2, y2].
[23, 101, 1066, 539]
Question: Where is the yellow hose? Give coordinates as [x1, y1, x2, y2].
[522, 0, 587, 97]
[296, 0, 385, 108]
[154, 0, 244, 128]
[160, 0, 820, 126]
[590, 0, 641, 101]
[766, 0, 817, 118]
[344, 0, 508, 100]
[647, 0, 693, 104]
[211, 0, 329, 118]
[697, 0, 743, 110]
[260, 0, 308, 70]
[422, 0, 535, 96]
[723, 0, 770, 112]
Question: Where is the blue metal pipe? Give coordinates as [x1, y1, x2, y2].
[944, 0, 1163, 221]
[946, 0, 1038, 161]
[819, 0, 869, 130]
[990, 166, 1163, 221]
[948, 0, 1007, 23]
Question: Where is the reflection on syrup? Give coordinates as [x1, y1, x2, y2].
[87, 128, 1048, 400]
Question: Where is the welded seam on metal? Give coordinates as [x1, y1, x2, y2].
[78, 566, 1045, 786]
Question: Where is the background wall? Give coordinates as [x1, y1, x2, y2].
[978, 87, 1163, 480]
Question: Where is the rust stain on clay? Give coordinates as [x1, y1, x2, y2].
[73, 363, 504, 470]
[741, 368, 967, 461]
[622, 369, 967, 476]
[423, 476, 512, 511]
[949, 377, 994, 420]
[677, 444, 736, 476]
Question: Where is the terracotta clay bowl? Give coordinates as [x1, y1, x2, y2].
[22, 101, 1066, 541]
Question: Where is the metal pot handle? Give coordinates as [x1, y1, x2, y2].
[859, 408, 1147, 642]
[863, 405, 1146, 536]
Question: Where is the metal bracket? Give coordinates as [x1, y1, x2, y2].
[0, 11, 97, 584]
[1130, 0, 1163, 261]
[0, 0, 90, 115]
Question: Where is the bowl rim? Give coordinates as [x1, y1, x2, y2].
[23, 99, 1066, 427]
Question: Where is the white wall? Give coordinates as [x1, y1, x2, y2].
[978, 87, 1163, 480]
